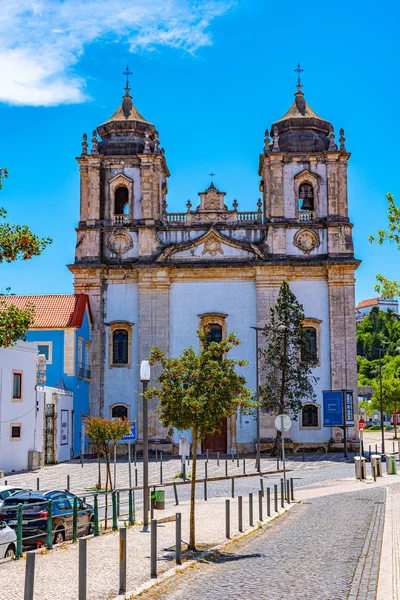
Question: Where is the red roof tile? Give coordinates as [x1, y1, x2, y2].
[356, 297, 381, 309]
[0, 294, 92, 329]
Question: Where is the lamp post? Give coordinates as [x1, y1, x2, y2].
[250, 327, 263, 472]
[140, 360, 151, 527]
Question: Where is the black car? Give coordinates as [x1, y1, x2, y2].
[0, 490, 94, 548]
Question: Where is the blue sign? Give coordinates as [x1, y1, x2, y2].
[121, 420, 137, 442]
[323, 391, 343, 426]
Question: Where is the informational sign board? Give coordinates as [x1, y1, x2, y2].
[61, 410, 69, 446]
[121, 419, 137, 442]
[179, 437, 190, 457]
[323, 391, 343, 426]
[274, 414, 292, 432]
[345, 390, 354, 425]
[358, 418, 366, 432]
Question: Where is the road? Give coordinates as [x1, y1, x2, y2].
[141, 475, 385, 600]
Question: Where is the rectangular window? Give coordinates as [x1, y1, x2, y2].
[12, 372, 22, 400]
[78, 338, 84, 378]
[37, 342, 52, 364]
[85, 342, 91, 379]
[10, 424, 21, 440]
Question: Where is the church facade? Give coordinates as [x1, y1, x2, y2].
[69, 77, 359, 453]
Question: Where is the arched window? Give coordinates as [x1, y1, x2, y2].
[112, 329, 128, 364]
[111, 405, 128, 420]
[303, 327, 317, 358]
[205, 324, 223, 345]
[302, 404, 319, 428]
[115, 187, 129, 215]
[299, 183, 314, 211]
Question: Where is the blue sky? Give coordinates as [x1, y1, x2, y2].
[1, 0, 399, 303]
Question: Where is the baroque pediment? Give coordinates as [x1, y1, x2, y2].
[156, 228, 265, 263]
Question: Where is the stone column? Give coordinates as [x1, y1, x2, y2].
[79, 163, 89, 222]
[269, 156, 285, 219]
[86, 160, 101, 224]
[326, 157, 339, 218]
[137, 270, 170, 442]
[338, 157, 349, 218]
[327, 265, 358, 441]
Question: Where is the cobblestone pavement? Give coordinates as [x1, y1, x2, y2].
[141, 487, 386, 600]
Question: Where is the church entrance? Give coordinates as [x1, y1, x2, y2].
[202, 418, 228, 454]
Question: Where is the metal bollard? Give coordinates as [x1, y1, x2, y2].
[290, 478, 294, 501]
[128, 489, 134, 525]
[206, 449, 209, 463]
[112, 491, 118, 530]
[67, 474, 70, 491]
[277, 455, 280, 470]
[151, 519, 157, 578]
[231, 477, 235, 499]
[36, 478, 40, 491]
[173, 482, 179, 505]
[16, 504, 23, 559]
[117, 491, 120, 518]
[205, 462, 208, 480]
[94, 494, 99, 536]
[238, 496, 243, 532]
[375, 444, 378, 455]
[260, 477, 264, 496]
[280, 479, 284, 507]
[369, 445, 372, 459]
[373, 463, 377, 482]
[119, 527, 127, 594]
[79, 537, 87, 600]
[237, 452, 240, 468]
[156, 449, 158, 463]
[182, 462, 186, 481]
[258, 490, 263, 521]
[73, 497, 78, 542]
[46, 500, 53, 550]
[249, 492, 254, 527]
[204, 479, 208, 501]
[266, 487, 271, 516]
[286, 480, 291, 505]
[24, 550, 35, 600]
[225, 459, 228, 477]
[160, 462, 163, 485]
[303, 448, 305, 462]
[176, 513, 182, 565]
[232, 451, 234, 463]
[135, 468, 138, 488]
[243, 458, 246, 475]
[274, 484, 278, 512]
[225, 499, 230, 538]
[134, 451, 137, 466]
[217, 451, 220, 466]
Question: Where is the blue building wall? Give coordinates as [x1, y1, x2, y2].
[26, 308, 91, 456]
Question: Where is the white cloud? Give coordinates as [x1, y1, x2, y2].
[0, 0, 234, 107]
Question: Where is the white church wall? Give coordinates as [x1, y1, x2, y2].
[288, 279, 331, 442]
[103, 283, 140, 423]
[169, 281, 257, 445]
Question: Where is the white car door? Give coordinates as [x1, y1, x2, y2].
[0, 521, 17, 559]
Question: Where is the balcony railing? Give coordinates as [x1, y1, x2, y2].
[85, 368, 91, 380]
[114, 214, 129, 225]
[78, 363, 85, 378]
[299, 211, 314, 222]
[237, 211, 262, 222]
[166, 213, 187, 222]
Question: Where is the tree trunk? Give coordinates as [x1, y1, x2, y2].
[189, 424, 198, 550]
[272, 429, 282, 457]
[97, 452, 101, 489]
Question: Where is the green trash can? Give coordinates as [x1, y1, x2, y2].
[151, 490, 165, 510]
[385, 454, 397, 475]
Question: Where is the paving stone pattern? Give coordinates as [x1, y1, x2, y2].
[142, 487, 386, 600]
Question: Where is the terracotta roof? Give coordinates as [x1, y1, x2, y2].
[356, 297, 381, 309]
[0, 294, 92, 329]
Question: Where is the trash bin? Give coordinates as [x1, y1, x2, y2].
[371, 454, 383, 477]
[151, 490, 165, 510]
[354, 457, 367, 480]
[385, 454, 398, 475]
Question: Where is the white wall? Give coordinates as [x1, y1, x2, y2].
[170, 281, 257, 445]
[103, 282, 140, 424]
[0, 342, 44, 473]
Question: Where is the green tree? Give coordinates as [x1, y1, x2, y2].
[84, 417, 132, 490]
[0, 168, 52, 347]
[371, 376, 400, 439]
[369, 192, 400, 298]
[148, 327, 253, 550]
[258, 281, 318, 455]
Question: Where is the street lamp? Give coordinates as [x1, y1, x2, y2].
[250, 327, 263, 472]
[140, 360, 151, 527]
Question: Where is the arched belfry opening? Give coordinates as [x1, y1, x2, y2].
[299, 183, 314, 211]
[115, 186, 129, 215]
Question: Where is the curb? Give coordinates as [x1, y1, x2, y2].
[120, 500, 300, 599]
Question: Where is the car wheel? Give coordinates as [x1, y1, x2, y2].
[5, 543, 15, 558]
[53, 528, 65, 545]
[87, 517, 94, 535]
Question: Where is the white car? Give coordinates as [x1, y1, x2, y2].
[0, 521, 17, 559]
[0, 486, 24, 507]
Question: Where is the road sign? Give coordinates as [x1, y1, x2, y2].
[121, 420, 137, 442]
[274, 414, 292, 432]
[358, 418, 366, 432]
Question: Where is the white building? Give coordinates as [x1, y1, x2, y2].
[42, 386, 74, 464]
[0, 341, 45, 473]
[356, 296, 398, 318]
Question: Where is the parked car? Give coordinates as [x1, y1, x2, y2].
[0, 521, 17, 558]
[0, 486, 24, 507]
[0, 490, 94, 548]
